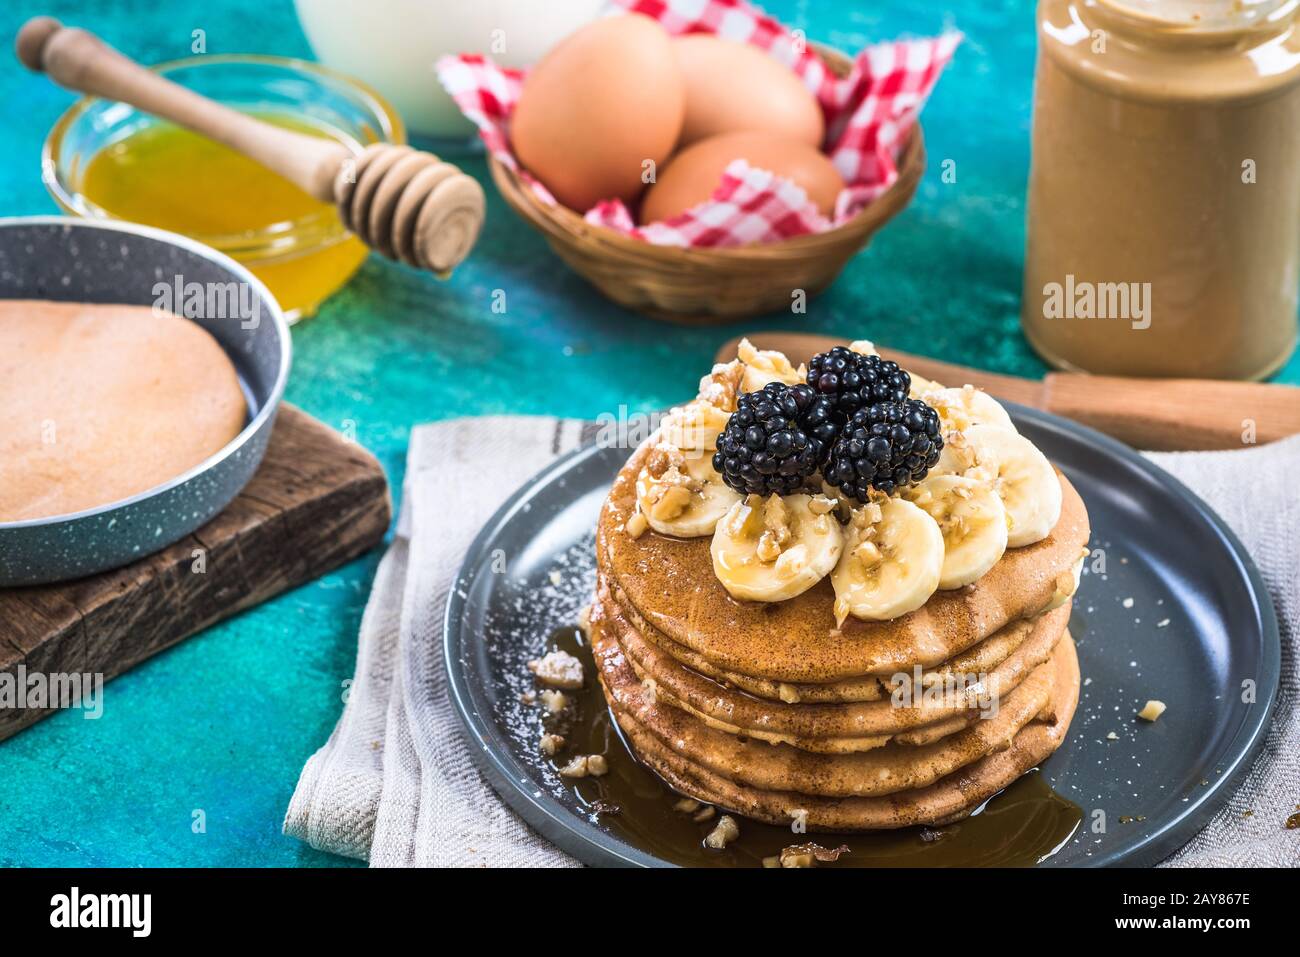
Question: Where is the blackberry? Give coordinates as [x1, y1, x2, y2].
[825, 399, 943, 500]
[806, 347, 911, 419]
[792, 382, 840, 451]
[713, 382, 830, 496]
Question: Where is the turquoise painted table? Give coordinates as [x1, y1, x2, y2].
[1, 0, 1296, 867]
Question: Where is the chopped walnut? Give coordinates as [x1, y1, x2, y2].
[808, 494, 838, 515]
[649, 484, 688, 522]
[672, 797, 701, 814]
[752, 493, 795, 564]
[704, 815, 740, 849]
[539, 733, 565, 757]
[943, 429, 979, 473]
[692, 805, 716, 824]
[848, 497, 884, 530]
[854, 538, 883, 566]
[540, 689, 568, 713]
[780, 847, 816, 868]
[780, 842, 851, 868]
[1137, 700, 1166, 722]
[848, 339, 879, 357]
[774, 543, 809, 580]
[558, 756, 590, 778]
[763, 493, 791, 540]
[756, 532, 782, 563]
[625, 510, 649, 539]
[777, 683, 801, 704]
[643, 448, 674, 481]
[528, 650, 585, 690]
[641, 442, 702, 523]
[558, 753, 608, 778]
[698, 359, 744, 412]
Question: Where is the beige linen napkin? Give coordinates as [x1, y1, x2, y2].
[285, 418, 1299, 867]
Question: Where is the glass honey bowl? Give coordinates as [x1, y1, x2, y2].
[44, 54, 405, 324]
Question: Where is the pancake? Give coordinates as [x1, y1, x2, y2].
[597, 583, 1070, 748]
[604, 634, 1081, 830]
[594, 612, 1065, 799]
[0, 301, 246, 522]
[609, 574, 1039, 704]
[598, 439, 1091, 682]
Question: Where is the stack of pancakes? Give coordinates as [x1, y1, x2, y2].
[591, 440, 1090, 830]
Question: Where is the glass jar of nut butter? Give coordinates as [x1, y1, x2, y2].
[1023, 0, 1300, 379]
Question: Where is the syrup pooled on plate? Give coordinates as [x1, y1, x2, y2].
[543, 626, 1082, 868]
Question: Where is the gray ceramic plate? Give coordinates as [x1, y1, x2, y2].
[445, 404, 1280, 867]
[0, 217, 290, 585]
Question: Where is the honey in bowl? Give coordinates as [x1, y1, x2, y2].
[77, 115, 368, 323]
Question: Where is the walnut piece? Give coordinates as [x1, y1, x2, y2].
[640, 443, 703, 524]
[528, 650, 585, 690]
[1137, 700, 1166, 722]
[540, 689, 568, 713]
[539, 733, 565, 757]
[808, 494, 837, 515]
[645, 442, 685, 479]
[558, 756, 590, 778]
[625, 510, 649, 539]
[698, 359, 743, 412]
[779, 842, 851, 868]
[704, 815, 740, 849]
[558, 753, 608, 778]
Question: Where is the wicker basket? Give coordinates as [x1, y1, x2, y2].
[488, 45, 925, 325]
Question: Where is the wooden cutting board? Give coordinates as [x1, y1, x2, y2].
[0, 404, 391, 742]
[717, 333, 1300, 451]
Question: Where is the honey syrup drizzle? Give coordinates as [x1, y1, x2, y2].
[544, 626, 1082, 868]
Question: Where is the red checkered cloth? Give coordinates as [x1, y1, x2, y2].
[436, 0, 959, 248]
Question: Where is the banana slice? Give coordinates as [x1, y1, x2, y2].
[659, 400, 730, 453]
[831, 497, 943, 623]
[711, 493, 842, 602]
[938, 424, 1062, 548]
[908, 374, 943, 397]
[921, 385, 1015, 433]
[904, 474, 1008, 589]
[737, 338, 802, 393]
[636, 442, 740, 538]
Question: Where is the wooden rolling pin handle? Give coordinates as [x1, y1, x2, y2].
[17, 16, 348, 202]
[1040, 374, 1300, 451]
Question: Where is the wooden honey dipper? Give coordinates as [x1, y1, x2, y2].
[16, 16, 485, 274]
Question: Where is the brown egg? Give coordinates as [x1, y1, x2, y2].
[673, 35, 824, 148]
[640, 131, 843, 225]
[511, 14, 685, 212]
